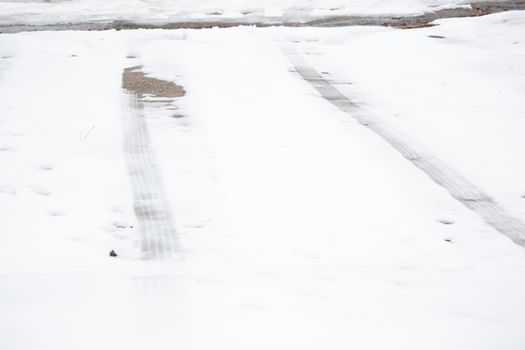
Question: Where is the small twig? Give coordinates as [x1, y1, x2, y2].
[81, 125, 96, 141]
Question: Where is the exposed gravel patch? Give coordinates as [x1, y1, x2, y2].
[122, 66, 185, 99]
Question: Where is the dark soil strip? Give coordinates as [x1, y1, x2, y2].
[307, 0, 525, 28]
[1, 1, 523, 33]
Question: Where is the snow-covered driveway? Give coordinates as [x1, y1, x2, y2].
[1, 11, 525, 350]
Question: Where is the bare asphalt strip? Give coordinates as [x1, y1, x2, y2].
[1, 0, 523, 33]
[283, 45, 525, 247]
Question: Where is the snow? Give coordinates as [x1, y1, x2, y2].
[0, 0, 471, 25]
[1, 10, 525, 350]
[293, 10, 525, 223]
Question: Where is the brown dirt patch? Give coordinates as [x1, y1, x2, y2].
[122, 65, 185, 98]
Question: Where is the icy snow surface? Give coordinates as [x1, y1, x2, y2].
[1, 10, 525, 350]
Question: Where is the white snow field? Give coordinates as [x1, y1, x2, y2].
[1, 10, 525, 350]
[0, 0, 471, 25]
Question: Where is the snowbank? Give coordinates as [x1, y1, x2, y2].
[0, 0, 471, 25]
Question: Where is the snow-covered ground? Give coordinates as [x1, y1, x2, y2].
[1, 10, 525, 350]
[295, 10, 525, 224]
[0, 0, 471, 25]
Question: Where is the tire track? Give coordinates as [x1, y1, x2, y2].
[122, 67, 179, 259]
[284, 45, 525, 247]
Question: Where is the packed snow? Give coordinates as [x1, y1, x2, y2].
[1, 9, 525, 350]
[0, 0, 471, 25]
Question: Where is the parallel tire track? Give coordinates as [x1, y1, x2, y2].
[284, 46, 525, 247]
[122, 91, 177, 259]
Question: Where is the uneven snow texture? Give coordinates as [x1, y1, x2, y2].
[1, 10, 525, 350]
[0, 0, 471, 24]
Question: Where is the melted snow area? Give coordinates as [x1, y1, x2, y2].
[0, 10, 525, 350]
